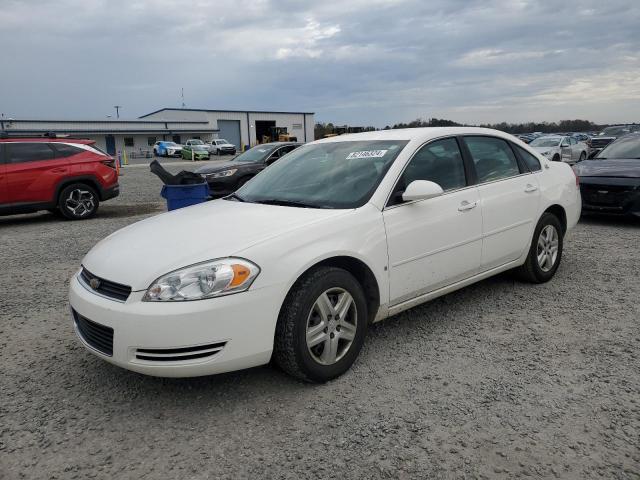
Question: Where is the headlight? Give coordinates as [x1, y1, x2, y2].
[143, 258, 260, 302]
[206, 169, 238, 178]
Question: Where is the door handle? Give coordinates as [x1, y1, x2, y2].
[524, 184, 538, 193]
[458, 200, 477, 211]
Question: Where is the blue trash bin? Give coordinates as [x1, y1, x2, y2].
[160, 183, 210, 211]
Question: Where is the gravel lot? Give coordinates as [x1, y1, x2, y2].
[1, 162, 639, 479]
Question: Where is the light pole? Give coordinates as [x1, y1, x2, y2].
[114, 106, 121, 119]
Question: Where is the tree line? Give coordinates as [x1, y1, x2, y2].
[315, 117, 617, 139]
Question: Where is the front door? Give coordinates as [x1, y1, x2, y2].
[0, 144, 7, 204]
[383, 137, 482, 305]
[105, 135, 116, 155]
[462, 136, 540, 270]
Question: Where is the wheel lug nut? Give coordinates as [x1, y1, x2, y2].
[323, 328, 328, 333]
[330, 333, 335, 339]
[336, 325, 341, 331]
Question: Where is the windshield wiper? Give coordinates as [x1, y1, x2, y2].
[252, 198, 323, 208]
[224, 192, 245, 202]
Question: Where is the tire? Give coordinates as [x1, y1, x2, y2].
[273, 266, 369, 383]
[552, 154, 560, 162]
[58, 183, 99, 220]
[516, 212, 563, 283]
[579, 152, 586, 162]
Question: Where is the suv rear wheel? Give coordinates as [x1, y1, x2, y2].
[58, 183, 99, 220]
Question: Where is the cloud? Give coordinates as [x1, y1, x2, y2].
[0, 0, 639, 126]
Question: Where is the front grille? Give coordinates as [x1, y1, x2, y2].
[135, 342, 226, 362]
[80, 268, 131, 302]
[590, 138, 614, 148]
[73, 310, 114, 356]
[581, 184, 634, 207]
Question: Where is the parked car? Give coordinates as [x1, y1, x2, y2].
[209, 139, 237, 155]
[529, 135, 588, 163]
[181, 143, 210, 161]
[153, 141, 182, 157]
[184, 138, 215, 154]
[574, 133, 640, 217]
[588, 125, 640, 157]
[195, 142, 301, 198]
[0, 135, 119, 219]
[69, 127, 580, 382]
[516, 134, 535, 144]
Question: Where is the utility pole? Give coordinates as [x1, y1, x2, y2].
[181, 88, 185, 108]
[114, 106, 121, 119]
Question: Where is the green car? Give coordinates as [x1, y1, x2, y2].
[181, 144, 210, 161]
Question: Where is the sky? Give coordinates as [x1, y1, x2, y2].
[1, 0, 639, 127]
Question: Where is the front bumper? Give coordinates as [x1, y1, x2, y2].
[580, 178, 640, 216]
[69, 273, 284, 377]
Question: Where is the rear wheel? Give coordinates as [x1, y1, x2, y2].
[274, 266, 368, 383]
[516, 212, 563, 283]
[58, 183, 99, 220]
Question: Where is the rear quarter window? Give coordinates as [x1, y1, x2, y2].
[52, 143, 84, 158]
[515, 145, 542, 172]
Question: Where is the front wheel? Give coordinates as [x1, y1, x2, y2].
[516, 212, 563, 283]
[273, 267, 368, 383]
[58, 183, 99, 220]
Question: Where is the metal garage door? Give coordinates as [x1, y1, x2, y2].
[217, 120, 241, 148]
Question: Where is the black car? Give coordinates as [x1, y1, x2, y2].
[575, 133, 640, 217]
[195, 142, 302, 198]
[588, 124, 640, 157]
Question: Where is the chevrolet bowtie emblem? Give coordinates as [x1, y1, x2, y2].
[89, 278, 101, 290]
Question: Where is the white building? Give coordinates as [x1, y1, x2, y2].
[140, 108, 315, 148]
[1, 108, 315, 157]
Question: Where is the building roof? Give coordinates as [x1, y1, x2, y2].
[140, 107, 315, 118]
[0, 118, 217, 135]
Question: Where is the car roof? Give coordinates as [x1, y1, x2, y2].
[313, 127, 521, 145]
[0, 137, 95, 144]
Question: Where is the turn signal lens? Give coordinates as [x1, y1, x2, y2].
[230, 264, 251, 287]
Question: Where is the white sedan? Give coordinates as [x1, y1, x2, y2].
[529, 135, 588, 164]
[69, 128, 581, 382]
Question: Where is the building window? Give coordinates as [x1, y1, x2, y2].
[124, 137, 134, 147]
[147, 136, 156, 146]
[292, 123, 302, 129]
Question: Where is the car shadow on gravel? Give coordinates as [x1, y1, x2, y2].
[579, 213, 640, 228]
[0, 203, 164, 227]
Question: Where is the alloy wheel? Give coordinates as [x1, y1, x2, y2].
[537, 225, 559, 272]
[306, 288, 357, 365]
[64, 189, 95, 218]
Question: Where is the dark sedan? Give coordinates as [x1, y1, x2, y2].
[195, 142, 302, 198]
[575, 133, 640, 217]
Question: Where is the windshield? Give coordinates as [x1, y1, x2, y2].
[236, 140, 409, 209]
[190, 139, 205, 145]
[599, 127, 630, 137]
[191, 145, 207, 151]
[530, 137, 561, 147]
[233, 145, 277, 163]
[165, 142, 178, 147]
[218, 139, 229, 144]
[596, 135, 640, 159]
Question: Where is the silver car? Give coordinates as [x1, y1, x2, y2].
[529, 135, 588, 164]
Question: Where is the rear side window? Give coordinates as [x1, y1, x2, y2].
[401, 138, 467, 191]
[515, 145, 542, 172]
[52, 143, 84, 158]
[464, 136, 521, 183]
[5, 143, 55, 164]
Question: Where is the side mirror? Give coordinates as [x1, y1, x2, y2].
[402, 180, 444, 202]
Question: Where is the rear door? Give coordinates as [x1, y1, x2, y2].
[461, 136, 540, 271]
[4, 142, 68, 204]
[0, 144, 7, 204]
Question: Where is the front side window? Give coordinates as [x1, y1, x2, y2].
[399, 137, 467, 192]
[5, 142, 55, 164]
[238, 140, 409, 209]
[464, 136, 520, 183]
[515, 145, 542, 171]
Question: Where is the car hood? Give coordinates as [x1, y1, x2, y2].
[195, 161, 252, 174]
[82, 199, 347, 290]
[575, 159, 640, 178]
[218, 143, 235, 148]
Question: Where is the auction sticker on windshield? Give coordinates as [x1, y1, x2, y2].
[346, 150, 388, 159]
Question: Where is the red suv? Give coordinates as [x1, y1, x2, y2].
[0, 135, 119, 220]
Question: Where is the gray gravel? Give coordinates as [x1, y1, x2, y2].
[1, 165, 639, 479]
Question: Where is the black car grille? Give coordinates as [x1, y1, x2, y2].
[590, 138, 614, 148]
[80, 268, 132, 302]
[581, 184, 635, 207]
[135, 342, 226, 362]
[73, 310, 114, 356]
